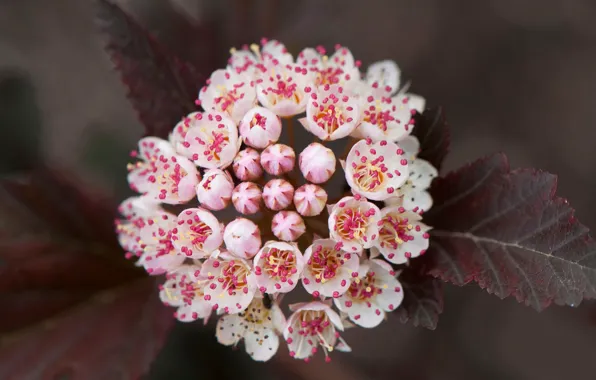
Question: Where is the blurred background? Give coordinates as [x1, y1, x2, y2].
[1, 0, 596, 379]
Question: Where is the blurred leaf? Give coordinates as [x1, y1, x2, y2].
[395, 262, 444, 330]
[0, 71, 41, 173]
[0, 279, 171, 380]
[424, 153, 596, 311]
[412, 107, 450, 173]
[95, 0, 204, 139]
[0, 168, 173, 378]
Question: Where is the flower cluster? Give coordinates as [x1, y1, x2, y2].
[115, 39, 437, 362]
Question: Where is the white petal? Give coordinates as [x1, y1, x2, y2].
[366, 60, 401, 95]
[409, 159, 438, 189]
[244, 327, 279, 362]
[216, 314, 243, 345]
[402, 189, 433, 213]
[397, 135, 420, 162]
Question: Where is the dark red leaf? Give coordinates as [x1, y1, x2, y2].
[0, 168, 173, 378]
[394, 260, 444, 330]
[0, 279, 172, 380]
[95, 0, 203, 138]
[423, 153, 596, 310]
[412, 107, 451, 172]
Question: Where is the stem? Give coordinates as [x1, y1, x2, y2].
[286, 116, 295, 148]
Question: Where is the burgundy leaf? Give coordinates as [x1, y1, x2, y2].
[0, 168, 172, 378]
[423, 153, 596, 310]
[0, 279, 172, 380]
[95, 0, 203, 138]
[394, 260, 444, 330]
[412, 107, 450, 172]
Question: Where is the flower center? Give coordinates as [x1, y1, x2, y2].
[220, 260, 251, 295]
[192, 128, 231, 163]
[145, 221, 176, 257]
[262, 247, 297, 281]
[335, 207, 373, 240]
[363, 104, 394, 132]
[348, 272, 379, 301]
[314, 102, 345, 135]
[292, 310, 335, 354]
[266, 75, 302, 105]
[316, 67, 344, 86]
[155, 162, 188, 199]
[379, 215, 413, 249]
[308, 245, 343, 282]
[353, 161, 387, 192]
[215, 85, 244, 112]
[177, 275, 206, 305]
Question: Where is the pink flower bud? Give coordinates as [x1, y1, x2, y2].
[224, 218, 262, 259]
[196, 169, 234, 211]
[260, 144, 295, 175]
[272, 211, 306, 242]
[263, 179, 294, 211]
[232, 182, 262, 215]
[239, 106, 282, 149]
[293, 184, 328, 217]
[298, 143, 336, 184]
[232, 148, 263, 181]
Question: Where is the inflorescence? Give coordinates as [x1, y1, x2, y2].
[116, 39, 437, 362]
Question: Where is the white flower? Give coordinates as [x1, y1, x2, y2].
[232, 182, 262, 215]
[172, 207, 223, 259]
[263, 179, 294, 211]
[365, 60, 401, 96]
[238, 106, 282, 149]
[159, 264, 212, 323]
[283, 301, 349, 362]
[228, 39, 293, 78]
[300, 84, 360, 141]
[196, 169, 234, 211]
[272, 211, 306, 242]
[232, 148, 264, 181]
[127, 137, 200, 204]
[224, 218, 262, 259]
[393, 158, 438, 213]
[116, 196, 163, 259]
[350, 93, 413, 142]
[198, 69, 256, 123]
[365, 59, 426, 113]
[328, 196, 381, 252]
[183, 111, 240, 169]
[256, 63, 313, 117]
[202, 251, 257, 314]
[384, 142, 438, 213]
[169, 112, 199, 155]
[216, 296, 286, 362]
[293, 184, 327, 217]
[344, 139, 409, 201]
[375, 206, 431, 264]
[296, 45, 360, 90]
[334, 259, 404, 328]
[298, 143, 336, 184]
[302, 239, 360, 298]
[253, 241, 304, 294]
[138, 211, 185, 275]
[260, 144, 295, 175]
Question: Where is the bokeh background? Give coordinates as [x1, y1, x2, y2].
[1, 0, 596, 379]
